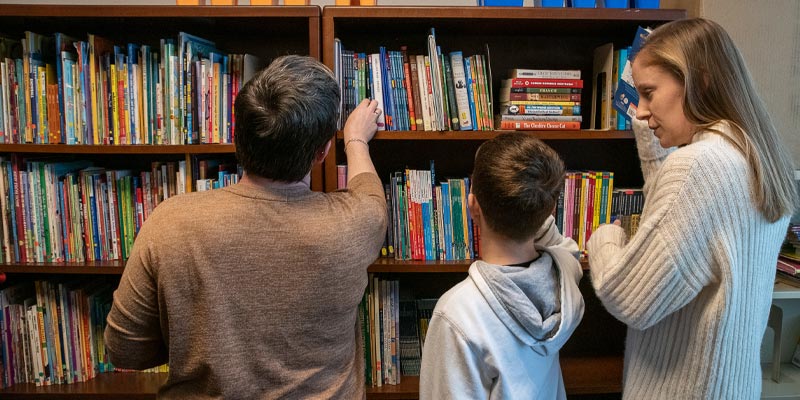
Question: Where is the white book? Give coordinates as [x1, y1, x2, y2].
[449, 51, 473, 130]
[415, 55, 431, 131]
[510, 68, 581, 79]
[427, 32, 445, 130]
[369, 53, 386, 131]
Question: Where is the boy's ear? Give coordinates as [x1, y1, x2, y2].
[468, 193, 482, 225]
[314, 139, 333, 165]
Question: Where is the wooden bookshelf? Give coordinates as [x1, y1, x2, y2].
[323, 6, 684, 399]
[0, 261, 125, 275]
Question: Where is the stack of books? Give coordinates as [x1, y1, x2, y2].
[497, 68, 583, 131]
[776, 224, 800, 287]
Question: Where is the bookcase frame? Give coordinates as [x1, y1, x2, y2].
[0, 4, 321, 399]
[321, 6, 685, 399]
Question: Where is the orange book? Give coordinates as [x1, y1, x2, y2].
[176, 0, 203, 4]
[251, 0, 278, 4]
[209, 0, 237, 5]
[282, 0, 307, 4]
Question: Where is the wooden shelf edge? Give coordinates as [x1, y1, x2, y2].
[324, 6, 686, 21]
[0, 4, 320, 18]
[1, 262, 125, 275]
[369, 259, 589, 272]
[0, 144, 235, 155]
[336, 130, 633, 140]
[0, 371, 166, 399]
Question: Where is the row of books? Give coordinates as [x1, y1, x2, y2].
[387, 167, 477, 261]
[0, 280, 113, 387]
[553, 171, 644, 254]
[0, 31, 259, 145]
[0, 155, 239, 264]
[358, 275, 438, 386]
[497, 69, 584, 131]
[334, 28, 494, 132]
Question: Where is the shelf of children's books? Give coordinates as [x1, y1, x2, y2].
[0, 371, 166, 400]
[363, 355, 622, 399]
[0, 144, 236, 155]
[337, 130, 634, 141]
[368, 259, 589, 272]
[0, 261, 126, 275]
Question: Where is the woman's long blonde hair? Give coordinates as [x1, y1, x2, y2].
[640, 18, 797, 222]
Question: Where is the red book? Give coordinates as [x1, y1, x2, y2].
[503, 78, 584, 88]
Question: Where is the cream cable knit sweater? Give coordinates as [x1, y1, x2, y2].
[587, 120, 789, 399]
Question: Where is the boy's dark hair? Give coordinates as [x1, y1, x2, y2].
[234, 55, 340, 182]
[472, 133, 565, 242]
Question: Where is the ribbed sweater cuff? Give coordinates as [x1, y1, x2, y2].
[587, 224, 628, 282]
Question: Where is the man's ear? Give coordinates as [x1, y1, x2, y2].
[314, 139, 333, 165]
[468, 193, 482, 225]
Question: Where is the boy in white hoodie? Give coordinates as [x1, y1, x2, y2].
[419, 132, 584, 400]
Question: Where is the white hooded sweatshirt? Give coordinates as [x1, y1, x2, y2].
[420, 218, 584, 400]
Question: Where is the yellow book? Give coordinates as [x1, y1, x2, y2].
[335, 0, 352, 4]
[593, 171, 602, 232]
[88, 43, 99, 145]
[110, 63, 120, 145]
[578, 172, 588, 250]
[209, 0, 237, 4]
[176, 0, 203, 4]
[360, 0, 377, 4]
[282, 0, 307, 4]
[37, 66, 47, 143]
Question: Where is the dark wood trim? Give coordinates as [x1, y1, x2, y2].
[368, 258, 589, 272]
[0, 144, 235, 155]
[323, 6, 685, 21]
[0, 5, 320, 18]
[336, 130, 634, 141]
[1, 261, 125, 275]
[0, 372, 165, 400]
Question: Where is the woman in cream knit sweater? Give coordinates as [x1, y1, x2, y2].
[587, 18, 797, 399]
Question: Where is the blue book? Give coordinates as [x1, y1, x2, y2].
[464, 57, 478, 131]
[54, 33, 77, 143]
[614, 27, 650, 122]
[127, 44, 140, 144]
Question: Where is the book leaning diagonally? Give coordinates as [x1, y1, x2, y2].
[448, 51, 473, 130]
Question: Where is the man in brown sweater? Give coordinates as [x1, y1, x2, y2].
[104, 55, 387, 399]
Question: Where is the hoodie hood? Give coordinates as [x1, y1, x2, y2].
[470, 245, 584, 356]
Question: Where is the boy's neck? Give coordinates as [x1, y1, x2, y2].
[479, 228, 539, 266]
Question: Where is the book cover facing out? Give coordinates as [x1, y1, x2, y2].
[613, 26, 650, 122]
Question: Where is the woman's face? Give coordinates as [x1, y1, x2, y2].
[632, 55, 696, 148]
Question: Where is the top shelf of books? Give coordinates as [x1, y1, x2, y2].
[0, 4, 320, 18]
